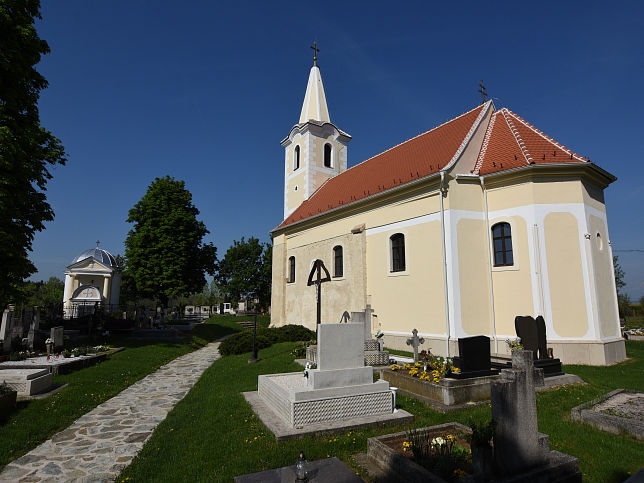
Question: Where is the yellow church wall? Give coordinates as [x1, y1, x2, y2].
[270, 234, 287, 326]
[486, 178, 584, 211]
[286, 170, 307, 210]
[282, 231, 366, 330]
[489, 216, 534, 336]
[581, 179, 607, 212]
[456, 219, 492, 335]
[449, 179, 485, 212]
[544, 212, 588, 338]
[589, 214, 619, 338]
[366, 220, 446, 336]
[285, 189, 441, 249]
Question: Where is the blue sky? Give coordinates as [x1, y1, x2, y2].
[30, 1, 643, 300]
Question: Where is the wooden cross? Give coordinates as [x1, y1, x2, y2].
[310, 41, 320, 66]
[406, 328, 425, 363]
[478, 80, 488, 104]
[307, 259, 331, 331]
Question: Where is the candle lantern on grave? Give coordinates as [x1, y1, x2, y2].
[45, 337, 54, 360]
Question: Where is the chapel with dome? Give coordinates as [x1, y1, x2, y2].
[62, 243, 121, 318]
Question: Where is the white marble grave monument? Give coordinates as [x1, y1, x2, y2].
[258, 322, 393, 427]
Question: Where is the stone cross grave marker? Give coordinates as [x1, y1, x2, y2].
[491, 350, 545, 475]
[406, 328, 424, 363]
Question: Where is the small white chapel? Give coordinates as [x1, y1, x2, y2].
[62, 243, 121, 318]
[269, 52, 625, 366]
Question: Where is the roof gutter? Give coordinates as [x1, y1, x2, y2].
[439, 171, 451, 357]
[271, 171, 443, 235]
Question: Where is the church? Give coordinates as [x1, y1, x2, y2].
[270, 56, 625, 366]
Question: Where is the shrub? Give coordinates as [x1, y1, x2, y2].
[218, 324, 315, 356]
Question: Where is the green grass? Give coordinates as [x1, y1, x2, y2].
[0, 317, 241, 471]
[384, 347, 413, 358]
[118, 341, 644, 482]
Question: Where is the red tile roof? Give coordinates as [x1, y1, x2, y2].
[474, 108, 588, 175]
[277, 104, 590, 230]
[278, 103, 488, 228]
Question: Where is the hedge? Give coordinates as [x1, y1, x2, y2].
[218, 324, 315, 356]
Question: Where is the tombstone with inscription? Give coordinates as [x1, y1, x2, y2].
[451, 335, 499, 379]
[514, 316, 563, 377]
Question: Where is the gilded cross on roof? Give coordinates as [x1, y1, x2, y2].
[310, 41, 320, 66]
[478, 80, 488, 104]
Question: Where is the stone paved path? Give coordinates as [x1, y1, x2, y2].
[0, 342, 221, 482]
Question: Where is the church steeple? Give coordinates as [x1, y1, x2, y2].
[281, 50, 351, 220]
[299, 63, 330, 124]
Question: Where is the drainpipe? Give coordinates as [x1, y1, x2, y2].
[480, 177, 498, 354]
[439, 172, 451, 357]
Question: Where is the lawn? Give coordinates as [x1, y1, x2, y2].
[0, 316, 244, 471]
[118, 340, 644, 482]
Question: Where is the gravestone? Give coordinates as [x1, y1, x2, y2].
[0, 308, 14, 353]
[489, 350, 581, 480]
[406, 328, 424, 363]
[452, 335, 499, 379]
[51, 326, 64, 350]
[514, 315, 563, 377]
[491, 350, 545, 474]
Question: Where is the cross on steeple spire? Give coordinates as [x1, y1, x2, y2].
[96, 240, 100, 247]
[310, 41, 320, 67]
[478, 80, 488, 104]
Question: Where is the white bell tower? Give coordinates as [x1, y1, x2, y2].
[281, 45, 351, 220]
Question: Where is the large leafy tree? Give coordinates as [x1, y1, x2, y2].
[0, 0, 66, 305]
[124, 176, 217, 307]
[216, 237, 271, 309]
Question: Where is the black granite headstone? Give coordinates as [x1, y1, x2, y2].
[513, 315, 563, 377]
[452, 335, 498, 378]
[515, 315, 540, 359]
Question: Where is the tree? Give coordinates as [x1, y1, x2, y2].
[124, 176, 217, 307]
[215, 237, 271, 309]
[613, 256, 625, 293]
[22, 276, 64, 306]
[0, 0, 66, 306]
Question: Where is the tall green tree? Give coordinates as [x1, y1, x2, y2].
[124, 176, 217, 307]
[0, 0, 66, 305]
[216, 237, 271, 309]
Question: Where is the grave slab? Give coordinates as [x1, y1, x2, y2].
[234, 456, 364, 483]
[243, 390, 413, 441]
[0, 368, 53, 396]
[571, 388, 644, 440]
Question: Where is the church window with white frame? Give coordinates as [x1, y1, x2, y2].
[390, 233, 405, 272]
[492, 222, 513, 266]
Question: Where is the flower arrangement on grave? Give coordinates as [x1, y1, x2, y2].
[505, 337, 524, 351]
[404, 428, 471, 481]
[466, 418, 496, 478]
[390, 355, 457, 383]
[627, 328, 644, 336]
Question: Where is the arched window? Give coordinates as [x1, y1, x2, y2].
[492, 222, 513, 266]
[324, 143, 332, 168]
[294, 146, 300, 170]
[333, 246, 343, 277]
[288, 256, 296, 283]
[390, 233, 405, 272]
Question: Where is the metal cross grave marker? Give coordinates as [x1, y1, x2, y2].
[406, 328, 425, 363]
[307, 259, 331, 332]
